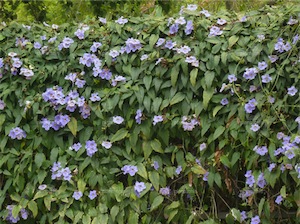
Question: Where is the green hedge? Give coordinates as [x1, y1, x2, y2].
[0, 4, 300, 224]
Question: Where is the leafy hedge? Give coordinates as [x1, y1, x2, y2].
[0, 4, 300, 224]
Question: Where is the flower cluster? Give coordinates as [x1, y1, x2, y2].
[181, 115, 199, 131]
[244, 98, 257, 113]
[5, 205, 28, 223]
[121, 165, 138, 176]
[41, 114, 70, 131]
[85, 140, 98, 157]
[51, 162, 72, 181]
[8, 127, 26, 140]
[245, 170, 266, 188]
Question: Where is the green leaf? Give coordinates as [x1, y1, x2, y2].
[110, 205, 119, 222]
[151, 139, 163, 153]
[258, 197, 265, 216]
[152, 97, 162, 114]
[143, 76, 152, 91]
[82, 215, 91, 224]
[280, 186, 286, 198]
[171, 66, 179, 87]
[204, 71, 215, 88]
[28, 200, 38, 217]
[231, 152, 240, 166]
[143, 141, 152, 160]
[67, 117, 78, 137]
[111, 128, 128, 142]
[149, 34, 159, 49]
[190, 68, 198, 86]
[213, 105, 223, 117]
[191, 164, 206, 175]
[34, 153, 45, 168]
[203, 88, 214, 110]
[170, 92, 185, 106]
[128, 211, 139, 224]
[214, 173, 222, 188]
[137, 163, 148, 179]
[149, 171, 160, 191]
[220, 155, 231, 168]
[165, 201, 180, 211]
[228, 35, 239, 48]
[78, 179, 86, 193]
[12, 205, 21, 219]
[167, 209, 178, 224]
[150, 195, 164, 211]
[33, 190, 48, 200]
[213, 126, 225, 140]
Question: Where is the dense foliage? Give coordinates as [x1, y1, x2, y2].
[0, 4, 300, 224]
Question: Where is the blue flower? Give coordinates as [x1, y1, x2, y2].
[175, 165, 182, 175]
[89, 190, 97, 200]
[9, 127, 26, 140]
[72, 191, 83, 200]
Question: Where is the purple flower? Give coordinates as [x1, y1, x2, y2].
[175, 16, 186, 25]
[34, 42, 42, 49]
[121, 165, 138, 176]
[268, 96, 275, 103]
[199, 143, 207, 151]
[0, 100, 6, 110]
[134, 181, 146, 197]
[287, 86, 298, 96]
[239, 189, 254, 200]
[175, 165, 182, 175]
[268, 163, 276, 172]
[169, 23, 179, 35]
[258, 61, 267, 70]
[261, 74, 272, 83]
[296, 117, 300, 124]
[20, 208, 28, 220]
[124, 38, 142, 53]
[61, 167, 72, 181]
[245, 98, 257, 114]
[217, 18, 227, 25]
[268, 55, 278, 63]
[153, 115, 163, 125]
[159, 187, 170, 196]
[209, 26, 223, 37]
[292, 34, 299, 45]
[115, 16, 128, 25]
[113, 116, 124, 124]
[245, 170, 255, 187]
[250, 123, 260, 132]
[111, 75, 126, 86]
[287, 16, 298, 25]
[135, 109, 142, 124]
[89, 190, 97, 200]
[9, 127, 26, 140]
[99, 17, 107, 24]
[228, 74, 237, 83]
[241, 211, 247, 221]
[140, 54, 148, 61]
[275, 195, 283, 204]
[153, 161, 159, 170]
[101, 141, 112, 149]
[221, 98, 229, 106]
[251, 215, 260, 224]
[257, 34, 265, 41]
[85, 140, 98, 157]
[75, 78, 86, 88]
[61, 37, 74, 49]
[38, 184, 47, 190]
[253, 145, 268, 156]
[90, 93, 101, 102]
[181, 116, 199, 131]
[203, 172, 209, 181]
[109, 49, 120, 58]
[156, 38, 165, 47]
[243, 67, 258, 80]
[71, 142, 82, 152]
[187, 4, 197, 11]
[72, 191, 83, 200]
[200, 9, 211, 17]
[12, 57, 22, 68]
[20, 67, 34, 80]
[74, 29, 85, 39]
[257, 173, 266, 188]
[176, 45, 191, 54]
[185, 20, 193, 35]
[41, 118, 52, 131]
[165, 40, 176, 49]
[90, 42, 102, 52]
